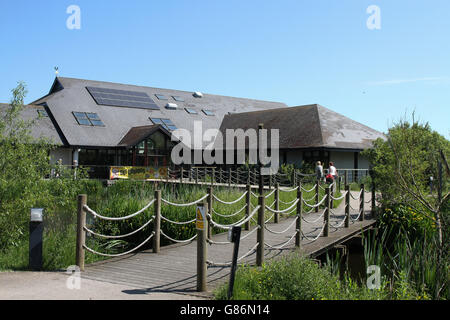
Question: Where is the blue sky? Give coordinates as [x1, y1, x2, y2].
[1, 0, 449, 138]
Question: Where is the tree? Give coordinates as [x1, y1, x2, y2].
[0, 82, 54, 249]
[362, 114, 449, 298]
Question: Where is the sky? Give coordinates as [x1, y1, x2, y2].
[0, 0, 449, 138]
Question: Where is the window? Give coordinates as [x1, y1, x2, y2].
[149, 118, 177, 131]
[202, 109, 215, 116]
[37, 109, 48, 117]
[155, 94, 168, 100]
[73, 112, 105, 127]
[172, 96, 185, 102]
[185, 108, 198, 115]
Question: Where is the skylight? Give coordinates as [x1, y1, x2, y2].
[185, 108, 198, 115]
[149, 118, 177, 131]
[155, 94, 168, 100]
[202, 110, 215, 116]
[73, 112, 105, 127]
[172, 96, 185, 102]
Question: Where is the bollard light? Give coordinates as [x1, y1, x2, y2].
[29, 208, 44, 271]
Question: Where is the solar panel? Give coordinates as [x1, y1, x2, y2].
[86, 87, 159, 110]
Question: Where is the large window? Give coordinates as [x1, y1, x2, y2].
[73, 112, 105, 127]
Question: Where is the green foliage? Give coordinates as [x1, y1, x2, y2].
[214, 253, 388, 300]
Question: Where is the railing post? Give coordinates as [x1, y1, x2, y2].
[180, 167, 184, 185]
[153, 190, 161, 253]
[296, 182, 302, 248]
[207, 187, 213, 239]
[344, 170, 348, 186]
[212, 168, 215, 186]
[256, 195, 265, 267]
[195, 167, 199, 184]
[244, 185, 251, 231]
[274, 183, 280, 223]
[76, 194, 87, 271]
[197, 201, 208, 292]
[315, 179, 320, 213]
[360, 183, 365, 221]
[324, 187, 330, 237]
[345, 184, 350, 228]
[219, 168, 223, 184]
[228, 168, 232, 187]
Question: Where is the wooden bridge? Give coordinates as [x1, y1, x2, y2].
[76, 182, 377, 297]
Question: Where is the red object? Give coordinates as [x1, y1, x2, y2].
[326, 174, 334, 180]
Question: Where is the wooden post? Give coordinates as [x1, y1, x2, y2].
[180, 167, 184, 185]
[258, 124, 264, 196]
[76, 194, 87, 271]
[274, 183, 280, 223]
[212, 168, 215, 186]
[324, 187, 330, 237]
[315, 179, 320, 213]
[195, 168, 199, 184]
[256, 195, 265, 267]
[344, 170, 348, 186]
[296, 182, 303, 248]
[153, 190, 161, 253]
[228, 168, 232, 187]
[360, 183, 365, 221]
[197, 201, 208, 292]
[207, 187, 213, 239]
[245, 185, 251, 231]
[293, 170, 297, 187]
[345, 185, 350, 228]
[219, 168, 223, 184]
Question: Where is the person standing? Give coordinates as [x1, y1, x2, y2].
[329, 162, 338, 180]
[315, 161, 324, 183]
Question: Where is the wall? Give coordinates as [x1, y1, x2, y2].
[329, 151, 354, 169]
[50, 148, 73, 165]
[285, 150, 303, 168]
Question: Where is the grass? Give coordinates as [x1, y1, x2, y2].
[0, 180, 346, 272]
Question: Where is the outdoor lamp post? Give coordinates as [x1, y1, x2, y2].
[29, 208, 44, 271]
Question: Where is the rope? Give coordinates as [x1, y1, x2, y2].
[160, 230, 197, 243]
[83, 216, 155, 239]
[264, 216, 298, 234]
[301, 209, 326, 224]
[350, 209, 364, 221]
[161, 194, 208, 207]
[264, 189, 276, 199]
[350, 190, 363, 200]
[265, 199, 299, 214]
[331, 217, 347, 228]
[160, 214, 196, 225]
[207, 226, 259, 245]
[212, 204, 247, 218]
[301, 223, 326, 242]
[83, 199, 155, 221]
[206, 242, 259, 267]
[301, 185, 317, 193]
[208, 205, 260, 230]
[279, 186, 298, 193]
[330, 191, 347, 201]
[264, 232, 297, 249]
[213, 191, 248, 204]
[279, 198, 297, 205]
[83, 232, 155, 257]
[302, 195, 327, 208]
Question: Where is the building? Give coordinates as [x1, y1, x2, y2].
[0, 77, 385, 178]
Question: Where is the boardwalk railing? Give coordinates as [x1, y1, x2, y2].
[76, 181, 375, 291]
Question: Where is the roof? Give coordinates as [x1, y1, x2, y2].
[218, 104, 386, 150]
[118, 125, 172, 147]
[0, 103, 64, 145]
[31, 77, 289, 148]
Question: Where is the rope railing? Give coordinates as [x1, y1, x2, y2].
[161, 194, 209, 207]
[83, 232, 155, 258]
[264, 216, 298, 234]
[207, 226, 259, 245]
[301, 222, 326, 242]
[83, 216, 155, 239]
[212, 204, 247, 218]
[302, 209, 326, 224]
[206, 242, 259, 267]
[265, 199, 299, 215]
[302, 195, 327, 208]
[83, 199, 155, 221]
[208, 205, 260, 230]
[213, 191, 247, 204]
[160, 230, 197, 243]
[264, 232, 297, 250]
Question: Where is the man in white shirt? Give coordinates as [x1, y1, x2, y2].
[329, 162, 338, 180]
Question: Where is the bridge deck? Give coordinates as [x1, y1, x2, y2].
[82, 191, 376, 296]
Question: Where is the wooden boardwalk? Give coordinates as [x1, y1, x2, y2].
[82, 191, 376, 296]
